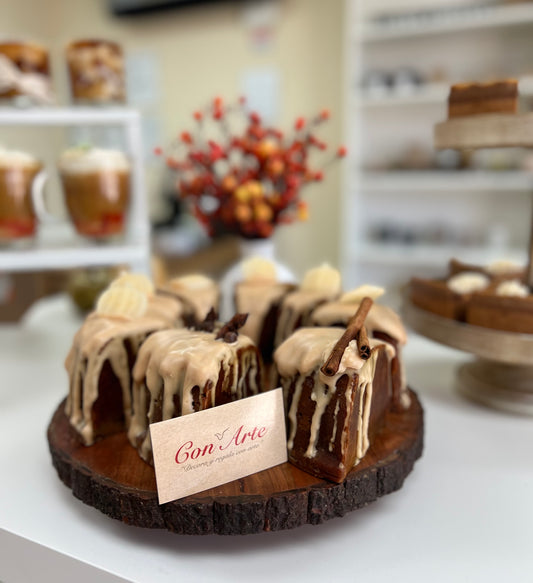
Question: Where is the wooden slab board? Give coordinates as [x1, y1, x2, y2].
[434, 112, 533, 150]
[47, 391, 423, 535]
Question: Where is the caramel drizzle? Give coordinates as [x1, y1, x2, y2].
[320, 297, 373, 377]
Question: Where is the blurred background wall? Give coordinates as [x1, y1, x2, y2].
[2, 0, 344, 276]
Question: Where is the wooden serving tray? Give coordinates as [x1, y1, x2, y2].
[47, 391, 423, 535]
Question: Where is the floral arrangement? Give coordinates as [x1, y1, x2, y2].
[155, 97, 346, 239]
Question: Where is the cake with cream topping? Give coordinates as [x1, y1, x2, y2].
[64, 264, 413, 483]
[163, 273, 220, 324]
[311, 285, 409, 409]
[274, 263, 342, 348]
[409, 258, 533, 333]
[128, 314, 263, 464]
[65, 274, 186, 446]
[234, 257, 295, 363]
[274, 298, 395, 483]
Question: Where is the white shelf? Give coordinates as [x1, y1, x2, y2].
[361, 170, 533, 192]
[0, 106, 150, 274]
[0, 106, 141, 126]
[362, 3, 533, 42]
[358, 77, 533, 108]
[358, 84, 449, 107]
[350, 241, 526, 267]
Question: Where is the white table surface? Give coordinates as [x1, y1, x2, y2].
[1, 295, 532, 583]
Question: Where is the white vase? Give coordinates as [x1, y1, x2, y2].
[219, 238, 296, 320]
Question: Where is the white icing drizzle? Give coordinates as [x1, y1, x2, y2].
[64, 313, 170, 445]
[275, 289, 339, 348]
[310, 300, 409, 408]
[165, 275, 220, 321]
[310, 302, 407, 346]
[235, 281, 290, 346]
[128, 328, 261, 462]
[274, 328, 386, 469]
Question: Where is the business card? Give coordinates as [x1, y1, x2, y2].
[150, 388, 288, 504]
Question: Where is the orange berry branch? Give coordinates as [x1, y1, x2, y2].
[156, 96, 346, 239]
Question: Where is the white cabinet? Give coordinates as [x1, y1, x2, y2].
[342, 0, 533, 297]
[0, 107, 151, 273]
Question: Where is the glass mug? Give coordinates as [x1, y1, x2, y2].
[0, 148, 44, 243]
[57, 147, 131, 239]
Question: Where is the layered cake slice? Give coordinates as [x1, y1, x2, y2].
[274, 263, 341, 348]
[234, 257, 295, 363]
[128, 314, 263, 464]
[311, 285, 409, 409]
[448, 79, 518, 118]
[65, 274, 183, 446]
[163, 273, 220, 324]
[274, 298, 395, 483]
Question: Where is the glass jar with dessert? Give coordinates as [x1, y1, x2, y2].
[0, 40, 53, 105]
[65, 39, 126, 104]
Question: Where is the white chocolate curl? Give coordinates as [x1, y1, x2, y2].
[301, 263, 341, 295]
[241, 257, 277, 283]
[340, 285, 385, 304]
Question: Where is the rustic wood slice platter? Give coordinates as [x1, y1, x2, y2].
[403, 301, 533, 415]
[434, 112, 533, 150]
[47, 391, 423, 535]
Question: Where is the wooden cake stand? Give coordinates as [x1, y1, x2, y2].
[404, 302, 533, 415]
[47, 391, 423, 536]
[426, 111, 533, 415]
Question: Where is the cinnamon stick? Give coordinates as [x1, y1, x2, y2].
[195, 307, 218, 333]
[216, 313, 248, 342]
[320, 297, 373, 377]
[356, 325, 371, 360]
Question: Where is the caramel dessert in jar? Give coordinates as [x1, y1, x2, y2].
[0, 147, 42, 242]
[66, 39, 125, 103]
[58, 147, 130, 239]
[0, 41, 51, 102]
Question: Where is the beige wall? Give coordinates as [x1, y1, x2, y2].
[2, 0, 344, 277]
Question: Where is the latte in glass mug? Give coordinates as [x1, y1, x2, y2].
[0, 147, 42, 241]
[58, 147, 131, 239]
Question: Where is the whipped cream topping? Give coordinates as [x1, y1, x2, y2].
[447, 272, 490, 294]
[496, 279, 530, 297]
[58, 147, 130, 174]
[0, 146, 40, 169]
[486, 259, 522, 276]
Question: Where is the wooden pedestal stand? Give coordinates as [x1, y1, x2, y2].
[47, 391, 423, 536]
[404, 302, 533, 415]
[402, 112, 533, 414]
